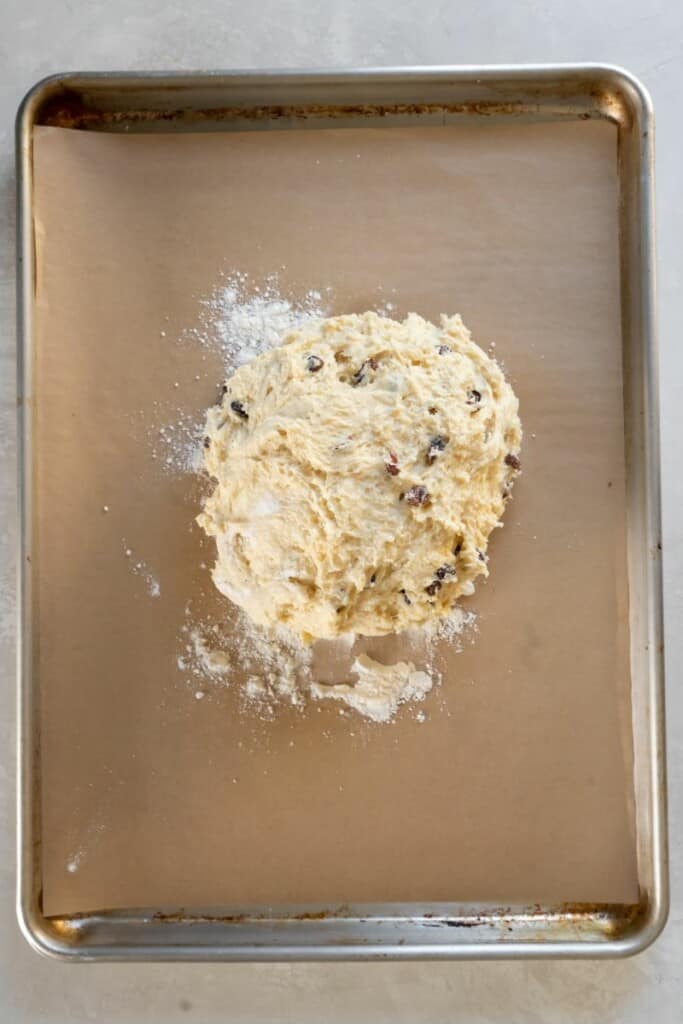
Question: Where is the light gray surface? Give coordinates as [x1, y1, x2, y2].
[1, 1, 681, 1020]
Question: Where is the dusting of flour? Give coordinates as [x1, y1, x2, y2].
[197, 271, 327, 372]
[151, 410, 205, 476]
[179, 605, 313, 717]
[122, 541, 161, 598]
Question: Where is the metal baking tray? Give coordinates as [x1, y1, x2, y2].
[16, 65, 667, 960]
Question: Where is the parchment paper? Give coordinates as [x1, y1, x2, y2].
[32, 119, 638, 916]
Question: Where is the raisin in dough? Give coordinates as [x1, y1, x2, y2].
[198, 312, 521, 641]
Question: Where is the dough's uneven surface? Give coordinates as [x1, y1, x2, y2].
[199, 312, 521, 640]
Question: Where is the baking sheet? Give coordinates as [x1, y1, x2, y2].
[32, 119, 638, 917]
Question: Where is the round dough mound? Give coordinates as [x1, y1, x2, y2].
[198, 312, 521, 641]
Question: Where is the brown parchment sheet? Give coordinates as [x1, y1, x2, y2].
[32, 120, 637, 916]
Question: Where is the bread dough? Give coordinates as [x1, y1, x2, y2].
[198, 311, 521, 641]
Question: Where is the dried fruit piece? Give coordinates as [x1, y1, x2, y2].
[399, 588, 412, 605]
[405, 485, 430, 507]
[466, 389, 482, 406]
[504, 452, 521, 470]
[351, 357, 379, 386]
[477, 549, 487, 562]
[437, 345, 451, 355]
[453, 541, 463, 556]
[203, 436, 211, 450]
[230, 400, 249, 420]
[435, 564, 457, 580]
[385, 450, 400, 476]
[306, 355, 324, 372]
[425, 580, 442, 597]
[426, 435, 448, 465]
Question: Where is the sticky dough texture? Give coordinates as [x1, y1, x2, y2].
[198, 312, 521, 641]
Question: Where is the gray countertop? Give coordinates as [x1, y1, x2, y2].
[1, 1, 681, 1020]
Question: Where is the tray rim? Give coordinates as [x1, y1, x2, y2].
[15, 62, 668, 962]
